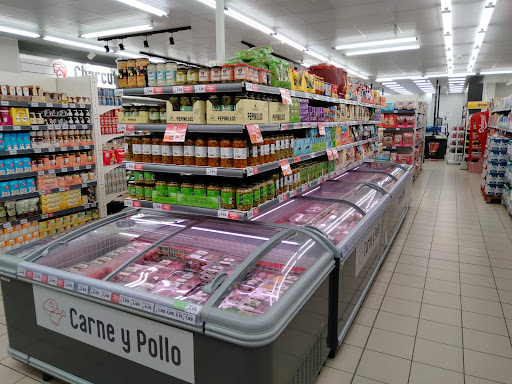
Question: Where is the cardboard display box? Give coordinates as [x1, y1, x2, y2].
[206, 99, 269, 125]
[166, 100, 207, 124]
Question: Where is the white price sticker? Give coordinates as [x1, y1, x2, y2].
[62, 104, 68, 108]
[60, 168, 67, 172]
[33, 148, 41, 154]
[153, 203, 162, 210]
[125, 163, 135, 170]
[58, 187, 65, 192]
[120, 295, 131, 306]
[217, 210, 228, 219]
[74, 166, 80, 171]
[0, 101, 8, 106]
[90, 287, 101, 298]
[86, 165, 91, 169]
[78, 104, 85, 109]
[173, 86, 184, 93]
[142, 301, 154, 313]
[20, 219, 27, 224]
[33, 272, 42, 282]
[143, 87, 154, 95]
[46, 103, 53, 108]
[69, 103, 76, 108]
[48, 276, 57, 286]
[64, 280, 74, 290]
[73, 146, 79, 150]
[247, 210, 254, 219]
[38, 171, 44, 176]
[114, 89, 123, 96]
[130, 298, 142, 309]
[13, 126, 21, 131]
[246, 83, 254, 91]
[8, 149, 17, 155]
[206, 167, 218, 176]
[78, 284, 88, 294]
[48, 147, 55, 152]
[100, 290, 112, 301]
[32, 126, 39, 130]
[195, 84, 206, 93]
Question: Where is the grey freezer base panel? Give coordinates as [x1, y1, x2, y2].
[1, 276, 330, 384]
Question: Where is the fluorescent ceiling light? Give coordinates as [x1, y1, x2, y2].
[442, 12, 452, 34]
[225, 8, 274, 35]
[335, 37, 417, 50]
[81, 25, 153, 38]
[116, 0, 168, 16]
[196, 0, 216, 8]
[115, 51, 146, 59]
[273, 33, 306, 51]
[0, 25, 40, 38]
[377, 75, 425, 81]
[441, 0, 452, 12]
[43, 36, 105, 52]
[346, 44, 420, 56]
[480, 69, 512, 74]
[478, 3, 497, 32]
[305, 50, 329, 62]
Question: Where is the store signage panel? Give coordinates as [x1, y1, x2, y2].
[33, 286, 195, 383]
[467, 101, 490, 109]
[355, 218, 382, 277]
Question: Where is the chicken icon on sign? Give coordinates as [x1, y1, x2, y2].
[42, 298, 66, 326]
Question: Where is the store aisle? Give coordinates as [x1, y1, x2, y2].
[316, 161, 512, 384]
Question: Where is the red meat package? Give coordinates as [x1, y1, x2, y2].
[63, 262, 109, 280]
[394, 134, 403, 146]
[402, 132, 414, 147]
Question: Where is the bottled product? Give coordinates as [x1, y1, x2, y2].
[221, 185, 235, 209]
[248, 144, 258, 167]
[161, 142, 173, 164]
[127, 60, 137, 87]
[142, 136, 152, 163]
[263, 137, 270, 164]
[184, 137, 195, 166]
[165, 62, 177, 86]
[136, 58, 148, 87]
[199, 67, 210, 83]
[149, 107, 160, 123]
[207, 184, 220, 198]
[233, 137, 247, 168]
[252, 183, 260, 208]
[147, 64, 157, 86]
[194, 182, 207, 197]
[152, 137, 162, 163]
[117, 61, 128, 88]
[157, 63, 167, 86]
[124, 137, 133, 161]
[221, 64, 234, 83]
[155, 180, 167, 197]
[159, 105, 167, 123]
[195, 137, 208, 166]
[167, 180, 180, 194]
[172, 143, 184, 165]
[236, 186, 253, 211]
[207, 137, 220, 167]
[187, 68, 199, 85]
[211, 65, 222, 83]
[132, 136, 142, 162]
[176, 66, 187, 85]
[220, 137, 233, 167]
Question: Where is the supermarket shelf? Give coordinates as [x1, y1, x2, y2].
[124, 156, 374, 221]
[382, 110, 421, 114]
[121, 137, 379, 178]
[97, 105, 120, 116]
[416, 138, 425, 147]
[0, 145, 93, 157]
[103, 163, 122, 174]
[0, 164, 95, 182]
[100, 133, 124, 145]
[0, 124, 92, 132]
[115, 83, 381, 108]
[105, 190, 127, 204]
[0, 202, 97, 230]
[491, 108, 512, 113]
[0, 182, 97, 203]
[28, 101, 91, 109]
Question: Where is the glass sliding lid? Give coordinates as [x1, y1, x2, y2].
[334, 170, 397, 192]
[302, 180, 385, 213]
[352, 162, 406, 179]
[32, 211, 195, 280]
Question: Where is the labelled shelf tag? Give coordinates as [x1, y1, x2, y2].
[318, 122, 326, 136]
[279, 88, 292, 105]
[164, 124, 187, 142]
[246, 124, 264, 144]
[279, 159, 292, 176]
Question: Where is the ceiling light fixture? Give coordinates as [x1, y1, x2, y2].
[334, 37, 418, 50]
[143, 38, 149, 48]
[43, 36, 105, 52]
[225, 8, 275, 35]
[440, 0, 453, 73]
[345, 44, 420, 56]
[273, 33, 306, 51]
[0, 25, 40, 38]
[467, 0, 498, 73]
[305, 50, 329, 62]
[480, 69, 512, 75]
[119, 41, 125, 51]
[376, 75, 425, 81]
[169, 35, 174, 45]
[81, 25, 153, 39]
[116, 0, 169, 17]
[195, 0, 216, 7]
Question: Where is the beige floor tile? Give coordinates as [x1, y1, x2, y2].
[502, 303, 512, 319]
[420, 303, 462, 326]
[460, 240, 487, 250]
[492, 268, 512, 280]
[461, 296, 504, 317]
[15, 378, 42, 384]
[423, 289, 461, 310]
[465, 375, 503, 384]
[314, 366, 353, 384]
[431, 243, 459, 253]
[356, 350, 411, 384]
[459, 256, 491, 269]
[0, 334, 8, 360]
[462, 311, 509, 336]
[461, 284, 500, 302]
[460, 273, 496, 288]
[404, 240, 432, 250]
[362, 293, 384, 310]
[344, 324, 372, 348]
[401, 247, 430, 258]
[326, 344, 363, 374]
[390, 273, 425, 289]
[381, 296, 421, 318]
[375, 271, 393, 284]
[0, 357, 41, 382]
[354, 307, 378, 327]
[491, 258, 512, 270]
[395, 263, 427, 277]
[425, 278, 460, 295]
[413, 338, 464, 373]
[407, 234, 433, 243]
[488, 249, 512, 260]
[463, 328, 512, 358]
[373, 310, 419, 337]
[369, 281, 389, 295]
[430, 250, 459, 262]
[495, 278, 512, 291]
[428, 258, 459, 272]
[366, 328, 415, 359]
[464, 349, 512, 384]
[459, 263, 493, 277]
[0, 324, 6, 337]
[0, 364, 25, 384]
[432, 237, 457, 246]
[409, 361, 464, 384]
[417, 318, 462, 347]
[386, 283, 423, 302]
[398, 255, 429, 267]
[351, 376, 383, 384]
[427, 268, 460, 283]
[460, 247, 488, 257]
[385, 252, 400, 262]
[380, 261, 397, 272]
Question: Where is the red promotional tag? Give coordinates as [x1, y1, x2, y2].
[279, 159, 292, 176]
[279, 88, 292, 105]
[246, 124, 264, 144]
[332, 148, 339, 159]
[318, 122, 326, 136]
[164, 124, 188, 142]
[326, 148, 334, 161]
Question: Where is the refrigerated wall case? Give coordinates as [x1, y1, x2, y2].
[0, 162, 412, 384]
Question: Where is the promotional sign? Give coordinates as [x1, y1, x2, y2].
[279, 159, 292, 176]
[318, 122, 326, 136]
[164, 124, 188, 142]
[279, 88, 292, 105]
[355, 218, 382, 277]
[33, 286, 195, 383]
[467, 101, 490, 109]
[246, 124, 264, 144]
[470, 110, 489, 149]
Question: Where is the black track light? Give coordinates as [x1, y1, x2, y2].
[169, 35, 174, 46]
[119, 42, 125, 51]
[104, 44, 110, 53]
[144, 39, 149, 48]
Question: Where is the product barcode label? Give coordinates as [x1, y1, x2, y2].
[206, 167, 218, 176]
[78, 284, 88, 294]
[114, 89, 123, 96]
[13, 126, 21, 131]
[154, 305, 196, 324]
[47, 103, 53, 107]
[64, 280, 74, 290]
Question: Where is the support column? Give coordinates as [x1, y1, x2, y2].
[216, 0, 226, 64]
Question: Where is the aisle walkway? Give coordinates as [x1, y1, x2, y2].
[316, 161, 512, 384]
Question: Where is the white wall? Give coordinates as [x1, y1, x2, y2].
[438, 93, 465, 131]
[0, 37, 20, 73]
[495, 83, 512, 98]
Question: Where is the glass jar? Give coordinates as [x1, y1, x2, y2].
[221, 186, 235, 209]
[211, 65, 222, 83]
[260, 180, 268, 204]
[209, 95, 221, 111]
[183, 137, 195, 166]
[168, 96, 180, 112]
[152, 137, 162, 163]
[194, 182, 207, 197]
[132, 136, 142, 162]
[263, 137, 271, 164]
[207, 137, 220, 167]
[219, 137, 233, 168]
[180, 181, 194, 196]
[275, 135, 282, 160]
[128, 181, 136, 198]
[167, 180, 180, 195]
[252, 183, 260, 208]
[199, 67, 210, 83]
[269, 136, 276, 162]
[272, 174, 280, 196]
[155, 180, 167, 197]
[124, 136, 133, 161]
[145, 181, 155, 202]
[288, 134, 294, 157]
[282, 135, 290, 158]
[207, 184, 220, 198]
[234, 63, 249, 82]
[248, 144, 258, 167]
[161, 141, 173, 164]
[156, 63, 166, 86]
[267, 178, 275, 200]
[142, 136, 152, 163]
[195, 137, 208, 166]
[147, 64, 157, 87]
[135, 184, 145, 200]
[233, 137, 248, 168]
[176, 66, 187, 85]
[149, 107, 160, 123]
[221, 95, 234, 111]
[165, 62, 177, 86]
[180, 97, 192, 111]
[172, 143, 184, 165]
[159, 105, 167, 123]
[236, 186, 253, 211]
[187, 68, 199, 85]
[221, 64, 234, 83]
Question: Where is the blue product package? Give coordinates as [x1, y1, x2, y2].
[0, 182, 10, 197]
[23, 133, 32, 149]
[4, 134, 12, 150]
[27, 178, 36, 193]
[22, 157, 31, 173]
[19, 179, 28, 195]
[9, 180, 19, 196]
[0, 159, 4, 176]
[0, 133, 4, 150]
[4, 158, 14, 175]
[14, 158, 24, 173]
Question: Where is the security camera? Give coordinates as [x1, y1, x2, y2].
[87, 51, 96, 60]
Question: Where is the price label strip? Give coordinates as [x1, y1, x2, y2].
[163, 124, 187, 142]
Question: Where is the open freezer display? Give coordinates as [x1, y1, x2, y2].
[334, 169, 397, 192]
[351, 162, 406, 179]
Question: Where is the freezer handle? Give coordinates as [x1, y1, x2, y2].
[40, 241, 68, 256]
[203, 272, 229, 294]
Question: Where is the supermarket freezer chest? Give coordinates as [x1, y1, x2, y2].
[0, 210, 335, 384]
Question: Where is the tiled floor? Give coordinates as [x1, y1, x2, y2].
[316, 161, 512, 384]
[1, 162, 512, 384]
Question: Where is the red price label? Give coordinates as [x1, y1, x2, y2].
[279, 159, 292, 176]
[318, 122, 326, 136]
[164, 124, 188, 142]
[332, 149, 339, 160]
[153, 87, 163, 94]
[133, 201, 142, 208]
[228, 212, 240, 220]
[293, 156, 301, 163]
[326, 148, 334, 161]
[279, 88, 292, 105]
[246, 124, 264, 144]
[183, 86, 193, 93]
[126, 124, 135, 132]
[134, 163, 143, 171]
[162, 204, 171, 211]
[111, 294, 120, 303]
[205, 85, 217, 92]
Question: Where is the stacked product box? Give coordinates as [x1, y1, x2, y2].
[483, 137, 509, 196]
[100, 109, 121, 134]
[98, 87, 122, 106]
[105, 167, 126, 196]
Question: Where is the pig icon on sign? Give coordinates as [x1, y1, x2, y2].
[42, 298, 66, 326]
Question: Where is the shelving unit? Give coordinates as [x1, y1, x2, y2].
[0, 100, 91, 109]
[447, 126, 465, 165]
